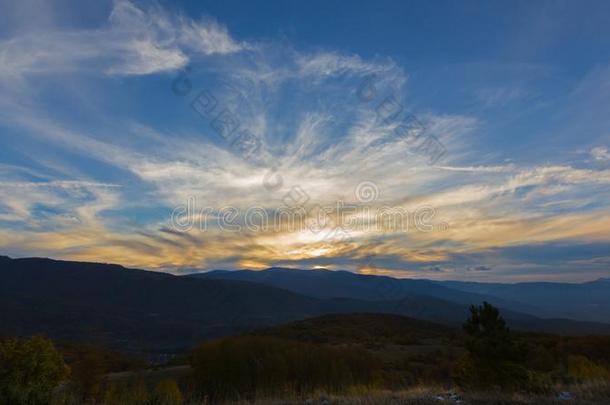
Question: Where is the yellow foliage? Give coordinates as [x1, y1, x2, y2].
[568, 355, 610, 382]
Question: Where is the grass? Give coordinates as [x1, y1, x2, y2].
[209, 382, 610, 404]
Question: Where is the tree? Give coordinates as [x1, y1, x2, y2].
[463, 301, 521, 363]
[456, 302, 527, 390]
[0, 336, 69, 405]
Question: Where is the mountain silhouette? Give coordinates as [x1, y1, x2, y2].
[2, 257, 610, 353]
[193, 267, 610, 323]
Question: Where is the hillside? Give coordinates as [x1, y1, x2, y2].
[440, 278, 610, 323]
[0, 257, 473, 352]
[190, 267, 610, 323]
[250, 313, 459, 346]
[2, 256, 610, 354]
[0, 256, 320, 351]
[193, 268, 533, 312]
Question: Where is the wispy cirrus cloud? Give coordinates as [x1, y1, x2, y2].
[0, 0, 247, 81]
[1, 0, 610, 282]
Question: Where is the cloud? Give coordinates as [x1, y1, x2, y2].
[1, 1, 610, 282]
[466, 265, 492, 272]
[0, 180, 121, 229]
[295, 51, 397, 78]
[434, 165, 512, 173]
[475, 86, 527, 108]
[5, 97, 610, 278]
[0, 0, 247, 80]
[591, 146, 610, 161]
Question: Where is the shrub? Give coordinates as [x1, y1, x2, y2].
[191, 336, 379, 400]
[0, 336, 69, 405]
[568, 355, 610, 382]
[152, 378, 183, 405]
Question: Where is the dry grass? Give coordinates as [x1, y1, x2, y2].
[211, 382, 610, 405]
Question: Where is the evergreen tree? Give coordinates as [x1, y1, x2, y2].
[457, 302, 527, 390]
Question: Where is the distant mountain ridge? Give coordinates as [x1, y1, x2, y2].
[191, 267, 539, 315]
[440, 278, 610, 323]
[191, 267, 610, 323]
[2, 257, 610, 353]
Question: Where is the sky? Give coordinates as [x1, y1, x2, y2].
[1, 0, 610, 282]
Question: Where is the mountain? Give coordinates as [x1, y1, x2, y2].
[0, 256, 320, 352]
[191, 267, 610, 333]
[0, 256, 477, 351]
[439, 278, 610, 323]
[190, 268, 539, 314]
[192, 267, 610, 323]
[2, 257, 609, 353]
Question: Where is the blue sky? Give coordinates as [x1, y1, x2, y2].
[1, 0, 610, 282]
